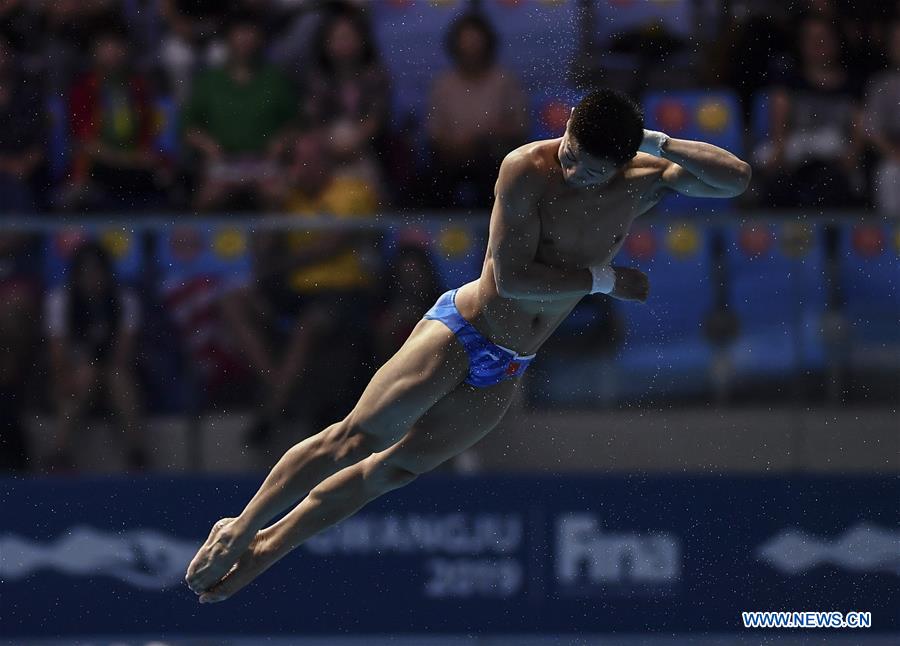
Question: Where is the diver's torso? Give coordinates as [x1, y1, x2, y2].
[455, 139, 662, 355]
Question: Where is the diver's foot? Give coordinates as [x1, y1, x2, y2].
[185, 517, 252, 595]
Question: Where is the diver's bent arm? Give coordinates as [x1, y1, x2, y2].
[494, 259, 593, 301]
[653, 135, 752, 198]
[490, 154, 593, 301]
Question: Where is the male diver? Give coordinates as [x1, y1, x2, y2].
[185, 88, 751, 603]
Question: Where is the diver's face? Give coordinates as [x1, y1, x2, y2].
[558, 124, 619, 188]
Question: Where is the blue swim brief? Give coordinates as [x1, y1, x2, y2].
[423, 288, 536, 388]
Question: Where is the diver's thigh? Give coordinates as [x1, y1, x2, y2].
[345, 318, 469, 446]
[375, 377, 520, 474]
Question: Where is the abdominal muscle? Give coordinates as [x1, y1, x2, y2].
[453, 256, 582, 356]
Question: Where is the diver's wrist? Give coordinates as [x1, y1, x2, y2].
[589, 264, 616, 294]
[639, 129, 670, 157]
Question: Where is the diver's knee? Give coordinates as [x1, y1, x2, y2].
[365, 458, 420, 494]
[326, 414, 394, 464]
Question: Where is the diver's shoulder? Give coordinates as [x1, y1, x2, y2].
[500, 139, 559, 184]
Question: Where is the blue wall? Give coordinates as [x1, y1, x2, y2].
[2, 474, 897, 636]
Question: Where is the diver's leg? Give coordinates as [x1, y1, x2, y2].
[195, 378, 520, 603]
[186, 318, 469, 593]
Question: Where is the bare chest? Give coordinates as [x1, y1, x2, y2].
[535, 187, 638, 268]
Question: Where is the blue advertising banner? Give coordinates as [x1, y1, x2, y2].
[1, 475, 897, 637]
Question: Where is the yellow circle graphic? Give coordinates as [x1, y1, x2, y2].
[438, 226, 471, 257]
[214, 228, 247, 259]
[666, 223, 699, 259]
[781, 222, 813, 258]
[696, 100, 730, 133]
[100, 230, 131, 258]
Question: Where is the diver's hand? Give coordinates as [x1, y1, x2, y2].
[609, 266, 650, 303]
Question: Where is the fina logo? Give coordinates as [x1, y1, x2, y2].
[0, 525, 197, 589]
[554, 513, 681, 595]
[756, 522, 900, 576]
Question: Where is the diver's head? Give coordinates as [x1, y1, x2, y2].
[559, 88, 644, 188]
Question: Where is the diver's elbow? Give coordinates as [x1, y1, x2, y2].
[734, 160, 752, 195]
[494, 270, 522, 300]
[495, 277, 518, 299]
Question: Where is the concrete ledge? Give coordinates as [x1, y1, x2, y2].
[480, 406, 899, 473]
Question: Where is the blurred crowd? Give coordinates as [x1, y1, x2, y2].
[0, 0, 898, 475]
[0, 0, 895, 215]
[0, 0, 533, 214]
[715, 0, 900, 212]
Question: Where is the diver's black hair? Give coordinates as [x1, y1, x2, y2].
[570, 88, 644, 166]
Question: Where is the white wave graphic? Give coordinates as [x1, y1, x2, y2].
[0, 525, 199, 589]
[756, 522, 900, 576]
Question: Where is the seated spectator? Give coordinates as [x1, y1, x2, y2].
[713, 5, 792, 123]
[43, 242, 147, 472]
[303, 3, 390, 193]
[755, 16, 865, 208]
[158, 0, 229, 104]
[372, 238, 477, 473]
[0, 233, 41, 471]
[374, 237, 442, 365]
[38, 0, 121, 97]
[791, 0, 888, 79]
[0, 0, 41, 64]
[222, 128, 379, 446]
[275, 128, 381, 214]
[863, 20, 900, 215]
[269, 0, 329, 83]
[426, 12, 529, 208]
[0, 36, 43, 214]
[63, 28, 169, 212]
[183, 11, 296, 211]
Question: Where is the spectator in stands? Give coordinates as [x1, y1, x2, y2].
[303, 3, 389, 192]
[0, 36, 43, 214]
[371, 238, 479, 473]
[63, 28, 169, 212]
[222, 128, 379, 446]
[183, 10, 296, 211]
[37, 1, 120, 91]
[863, 19, 900, 214]
[0, 0, 41, 62]
[276, 127, 380, 213]
[756, 16, 865, 207]
[791, 0, 889, 79]
[374, 237, 442, 365]
[426, 12, 529, 208]
[159, 0, 229, 104]
[0, 233, 41, 471]
[43, 242, 147, 472]
[269, 0, 328, 83]
[713, 5, 792, 123]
